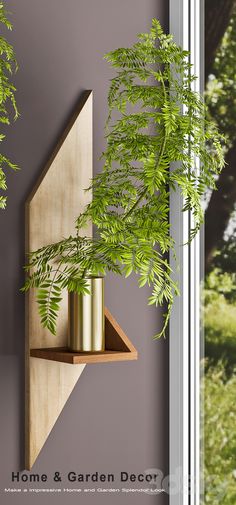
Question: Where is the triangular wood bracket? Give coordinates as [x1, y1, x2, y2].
[30, 307, 138, 364]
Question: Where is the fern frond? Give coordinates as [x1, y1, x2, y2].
[22, 18, 225, 338]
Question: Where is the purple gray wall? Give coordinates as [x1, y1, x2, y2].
[0, 1, 169, 504]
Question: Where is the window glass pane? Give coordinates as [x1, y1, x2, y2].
[203, 2, 236, 502]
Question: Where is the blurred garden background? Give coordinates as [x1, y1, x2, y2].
[204, 1, 236, 502]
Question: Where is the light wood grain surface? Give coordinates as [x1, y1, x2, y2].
[25, 91, 93, 469]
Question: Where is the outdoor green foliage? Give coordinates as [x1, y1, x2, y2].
[22, 19, 224, 337]
[203, 190, 236, 496]
[0, 1, 19, 209]
[211, 235, 236, 278]
[203, 259, 236, 499]
[205, 5, 236, 149]
[203, 362, 236, 505]
[203, 4, 236, 503]
[204, 268, 236, 371]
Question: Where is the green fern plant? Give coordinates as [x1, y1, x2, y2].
[0, 1, 19, 209]
[22, 19, 224, 338]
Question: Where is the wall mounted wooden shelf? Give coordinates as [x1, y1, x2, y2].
[30, 308, 138, 364]
[30, 349, 137, 364]
[25, 91, 138, 470]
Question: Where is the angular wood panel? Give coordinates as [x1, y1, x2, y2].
[25, 91, 93, 469]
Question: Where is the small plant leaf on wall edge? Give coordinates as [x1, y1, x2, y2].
[0, 1, 19, 209]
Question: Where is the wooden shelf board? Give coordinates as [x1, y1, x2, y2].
[30, 307, 138, 365]
[30, 347, 138, 364]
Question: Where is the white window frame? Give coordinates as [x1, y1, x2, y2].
[169, 1, 204, 504]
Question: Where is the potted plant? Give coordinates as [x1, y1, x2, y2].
[22, 19, 224, 349]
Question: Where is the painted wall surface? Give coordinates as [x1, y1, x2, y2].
[0, 1, 169, 504]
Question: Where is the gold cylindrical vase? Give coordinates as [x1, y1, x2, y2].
[68, 277, 105, 352]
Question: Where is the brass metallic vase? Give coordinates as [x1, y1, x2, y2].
[68, 277, 105, 352]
